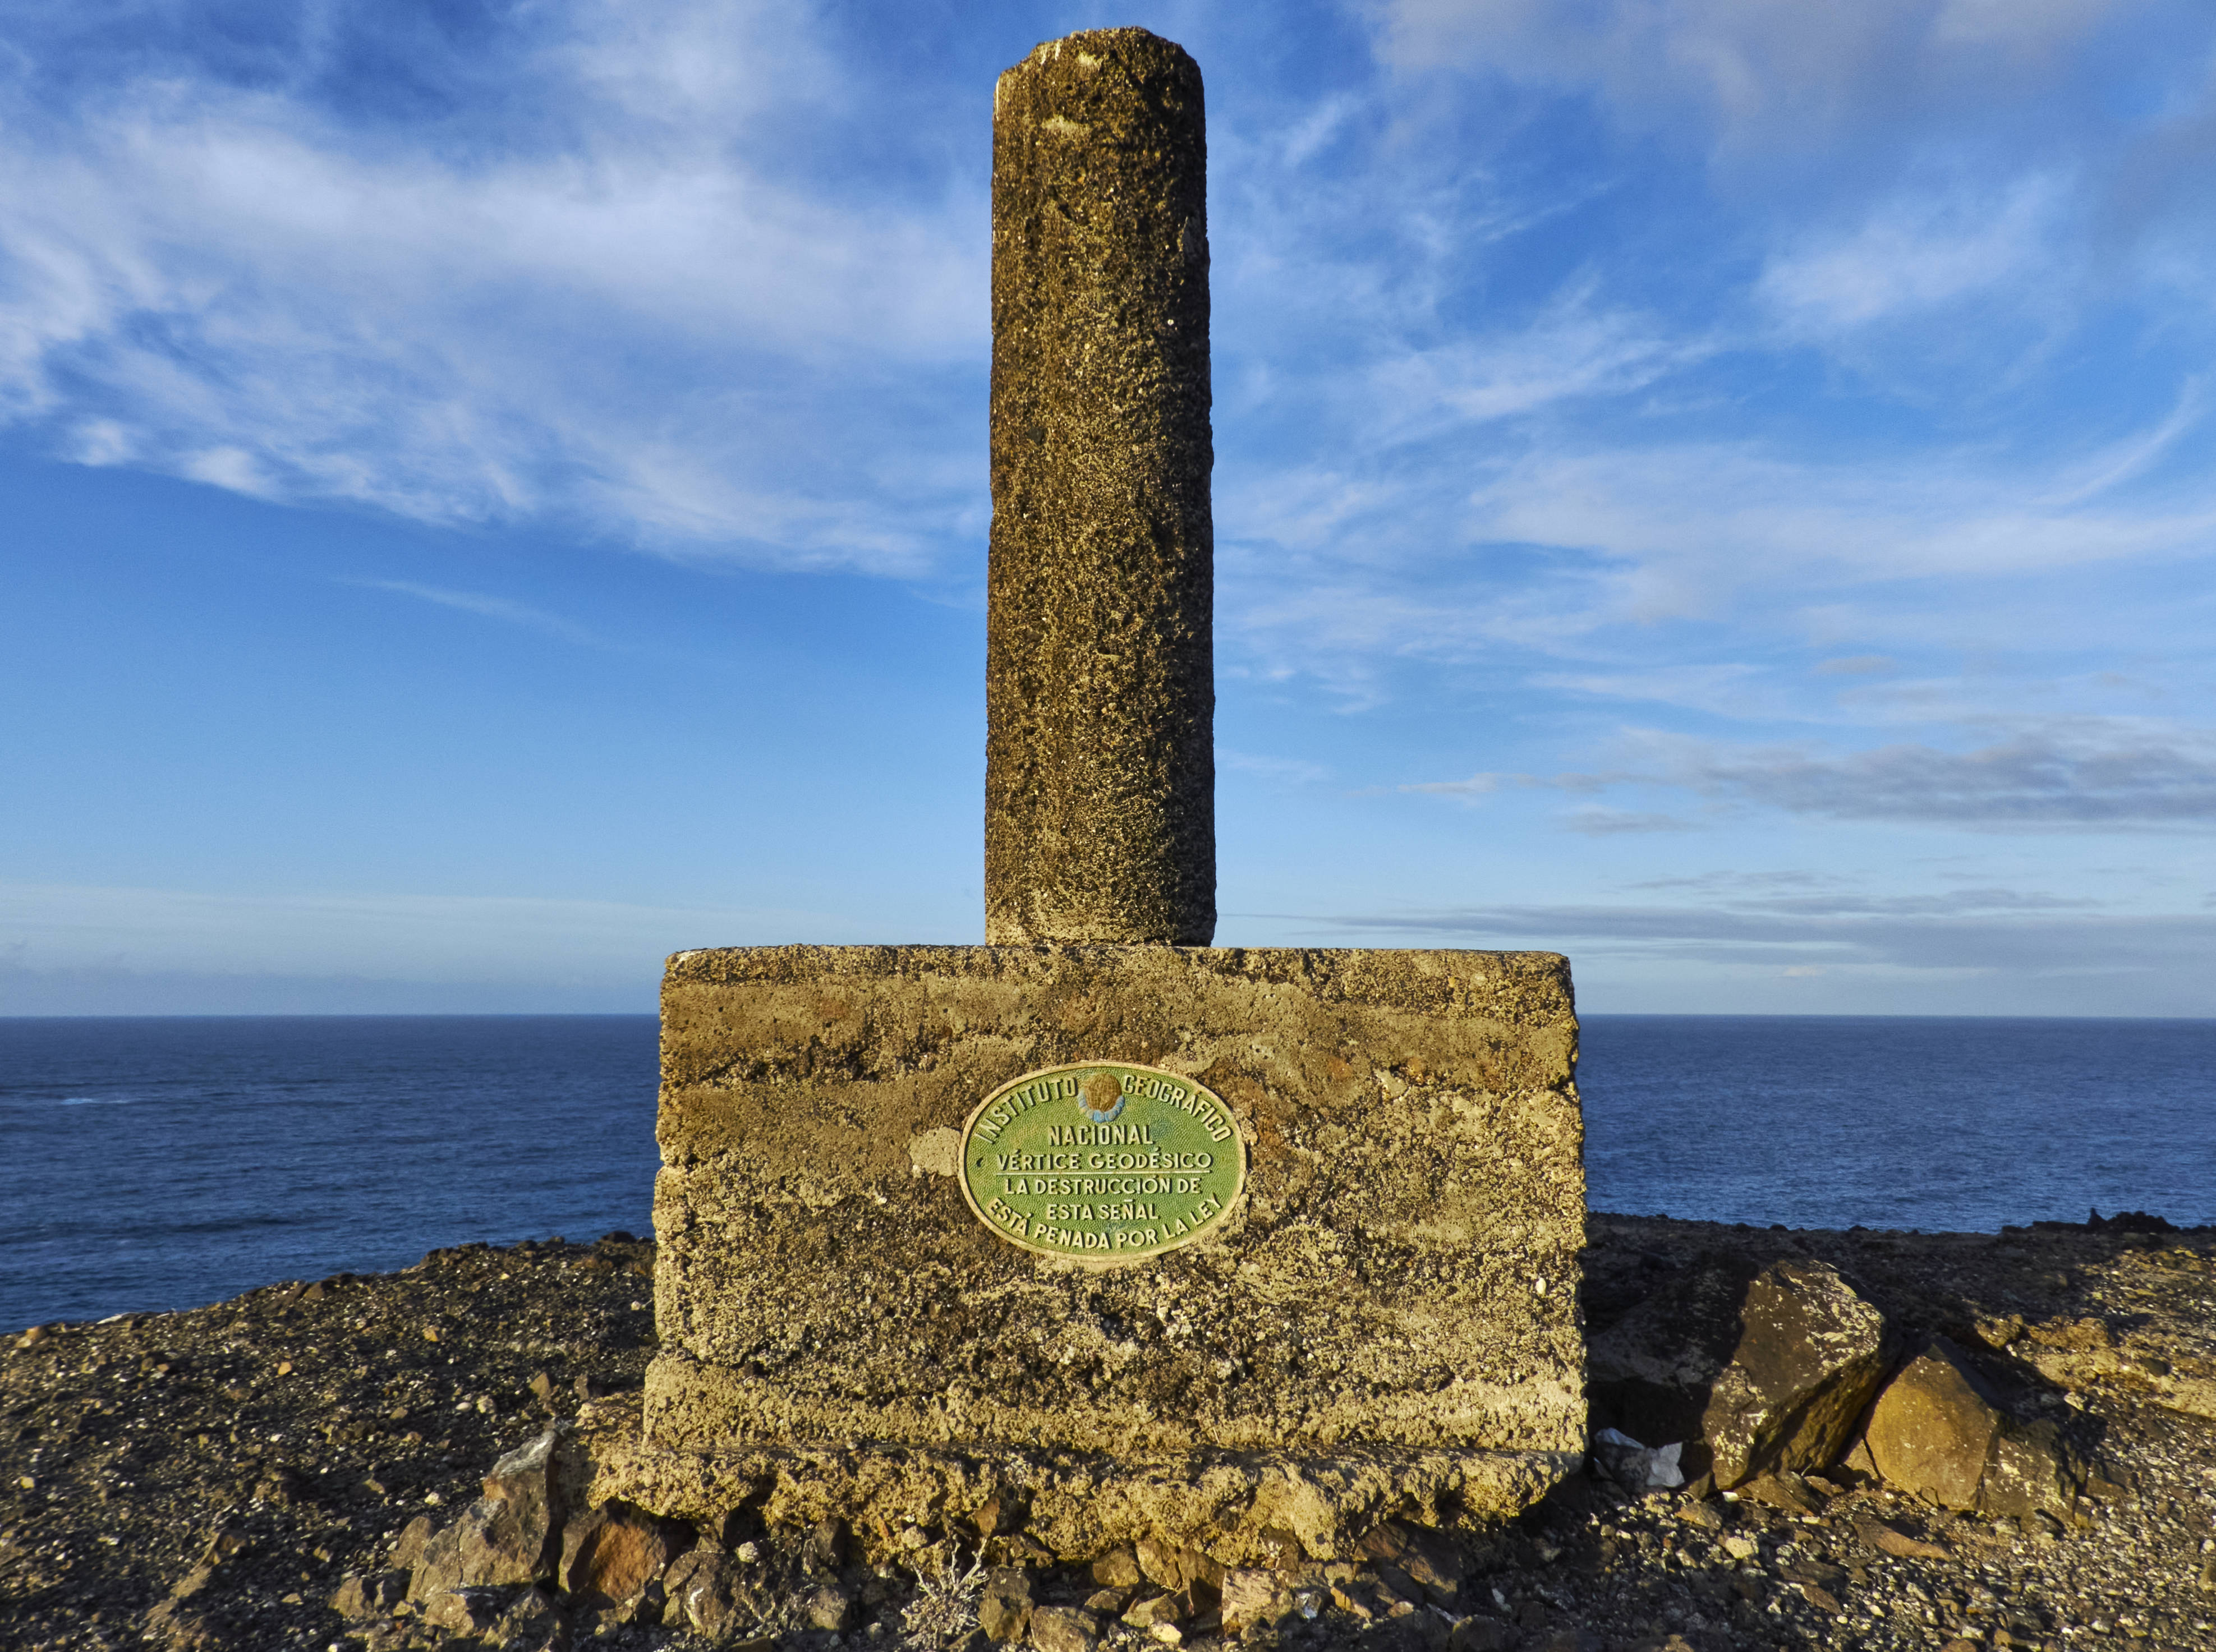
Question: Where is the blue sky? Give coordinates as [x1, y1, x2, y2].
[5, 0, 2215, 1016]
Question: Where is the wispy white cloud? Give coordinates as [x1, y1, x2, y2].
[1461, 439, 2216, 627]
[1562, 807, 1696, 835]
[1815, 655, 1897, 677]
[1412, 718, 2216, 830]
[2040, 377, 2210, 507]
[346, 579, 602, 644]
[1280, 873, 2208, 965]
[1402, 772, 1502, 797]
[1215, 415, 2216, 706]
[1630, 721, 2216, 827]
[1530, 664, 1766, 717]
[1242, 861, 2216, 1010]
[1372, 0, 2171, 150]
[1367, 285, 1714, 435]
[0, 0, 984, 572]
[1757, 177, 2065, 332]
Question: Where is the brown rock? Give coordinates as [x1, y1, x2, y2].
[1356, 1520, 1464, 1608]
[1700, 1261, 1890, 1488]
[1860, 1336, 2079, 1515]
[144, 1600, 215, 1649]
[406, 1520, 465, 1602]
[1674, 1500, 1723, 1531]
[803, 1515, 848, 1571]
[329, 1570, 407, 1618]
[389, 1513, 436, 1572]
[1377, 1564, 1426, 1607]
[196, 1522, 248, 1568]
[1028, 1604, 1104, 1652]
[1740, 1471, 1822, 1515]
[1981, 1418, 2082, 1520]
[1856, 1520, 1952, 1562]
[980, 1566, 1035, 1642]
[986, 28, 1215, 947]
[1135, 1534, 1187, 1590]
[1124, 1593, 1182, 1627]
[1253, 1527, 1305, 1570]
[422, 1586, 506, 1633]
[1780, 1557, 1847, 1590]
[464, 1425, 566, 1582]
[804, 1579, 857, 1631]
[493, 1585, 569, 1652]
[661, 1548, 747, 1635]
[415, 1425, 569, 1599]
[254, 1465, 307, 1504]
[1180, 1546, 1225, 1598]
[1406, 1613, 1452, 1651]
[1798, 1581, 1843, 1615]
[1216, 1568, 1280, 1633]
[1091, 1547, 1143, 1589]
[558, 1501, 678, 1603]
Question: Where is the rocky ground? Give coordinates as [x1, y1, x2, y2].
[2, 1214, 2212, 1652]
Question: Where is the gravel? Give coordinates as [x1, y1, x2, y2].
[2, 1216, 2210, 1652]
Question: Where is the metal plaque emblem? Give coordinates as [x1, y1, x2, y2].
[958, 1061, 1245, 1261]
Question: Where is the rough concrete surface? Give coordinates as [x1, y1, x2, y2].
[573, 1409, 1567, 1573]
[632, 942, 1585, 1556]
[986, 29, 1216, 947]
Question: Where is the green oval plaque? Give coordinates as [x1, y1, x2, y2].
[958, 1061, 1245, 1262]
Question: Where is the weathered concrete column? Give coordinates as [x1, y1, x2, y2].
[985, 28, 1215, 946]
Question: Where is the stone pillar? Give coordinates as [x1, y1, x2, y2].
[601, 29, 1587, 1570]
[986, 28, 1215, 946]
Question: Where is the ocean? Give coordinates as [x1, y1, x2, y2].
[3, 1013, 2211, 1331]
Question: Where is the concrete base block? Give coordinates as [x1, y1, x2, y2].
[606, 943, 1586, 1557]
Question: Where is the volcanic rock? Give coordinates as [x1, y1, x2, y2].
[660, 1546, 746, 1634]
[557, 1498, 677, 1603]
[421, 1584, 506, 1633]
[1217, 1567, 1280, 1633]
[1091, 1547, 1143, 1589]
[1700, 1260, 1891, 1486]
[1029, 1604, 1104, 1652]
[978, 1564, 1034, 1642]
[1863, 1336, 2083, 1516]
[460, 1424, 567, 1584]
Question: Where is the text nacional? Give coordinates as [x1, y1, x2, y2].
[957, 1061, 1246, 1262]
